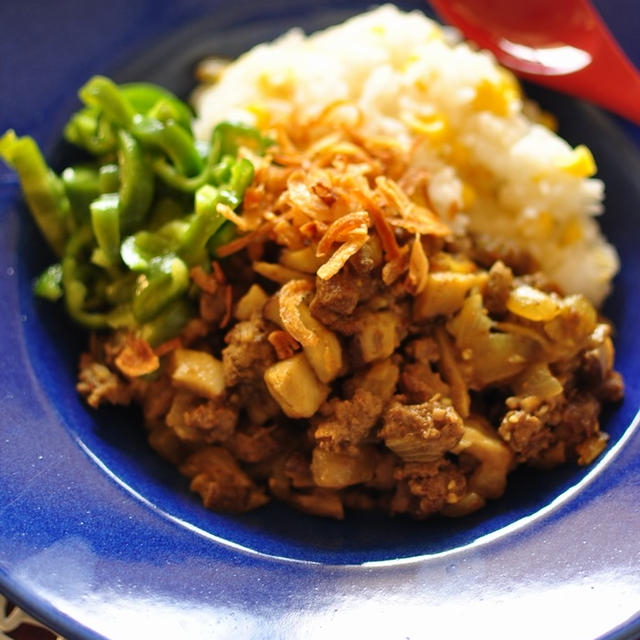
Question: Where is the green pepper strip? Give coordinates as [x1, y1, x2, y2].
[209, 156, 233, 185]
[64, 108, 117, 155]
[146, 195, 191, 231]
[62, 165, 100, 226]
[120, 228, 180, 272]
[61, 227, 109, 328]
[132, 255, 189, 323]
[120, 83, 193, 131]
[178, 157, 254, 263]
[33, 263, 63, 301]
[178, 185, 228, 266]
[148, 99, 190, 129]
[0, 130, 71, 256]
[204, 157, 253, 210]
[104, 271, 137, 305]
[228, 157, 255, 202]
[117, 129, 154, 232]
[212, 121, 274, 156]
[151, 157, 210, 192]
[79, 76, 135, 129]
[90, 193, 121, 266]
[150, 132, 223, 192]
[149, 120, 261, 198]
[208, 220, 237, 256]
[131, 115, 203, 178]
[98, 163, 120, 194]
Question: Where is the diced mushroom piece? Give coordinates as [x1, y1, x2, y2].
[262, 294, 281, 326]
[453, 417, 513, 499]
[298, 302, 343, 383]
[166, 390, 198, 440]
[413, 272, 488, 320]
[355, 311, 400, 363]
[264, 353, 330, 418]
[279, 246, 326, 273]
[169, 349, 225, 399]
[352, 359, 400, 401]
[267, 289, 343, 383]
[311, 446, 376, 489]
[234, 284, 269, 321]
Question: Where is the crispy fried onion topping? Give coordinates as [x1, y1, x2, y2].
[278, 280, 318, 347]
[406, 234, 430, 295]
[214, 101, 451, 286]
[375, 176, 450, 237]
[316, 211, 370, 280]
[114, 335, 159, 377]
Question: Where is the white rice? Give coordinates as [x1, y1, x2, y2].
[193, 4, 619, 305]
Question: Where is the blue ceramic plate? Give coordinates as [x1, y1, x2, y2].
[1, 2, 639, 639]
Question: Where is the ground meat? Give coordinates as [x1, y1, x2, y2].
[579, 342, 625, 403]
[349, 242, 380, 276]
[555, 390, 601, 448]
[341, 488, 380, 512]
[229, 424, 286, 463]
[404, 336, 439, 363]
[166, 391, 238, 444]
[500, 390, 604, 464]
[222, 317, 276, 387]
[499, 406, 554, 461]
[142, 377, 175, 421]
[314, 388, 384, 452]
[180, 446, 269, 513]
[287, 488, 344, 519]
[236, 384, 281, 425]
[472, 233, 538, 275]
[380, 396, 464, 461]
[200, 289, 227, 324]
[391, 459, 467, 519]
[179, 317, 212, 346]
[89, 330, 128, 367]
[76, 354, 133, 408]
[364, 449, 399, 490]
[312, 270, 359, 315]
[579, 346, 607, 387]
[309, 268, 360, 327]
[183, 398, 239, 442]
[147, 423, 189, 465]
[400, 362, 450, 403]
[484, 260, 513, 314]
[519, 272, 564, 296]
[596, 370, 625, 403]
[284, 450, 315, 488]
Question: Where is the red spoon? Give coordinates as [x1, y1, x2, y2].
[428, 0, 640, 124]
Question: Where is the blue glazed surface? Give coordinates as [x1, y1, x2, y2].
[1, 2, 639, 639]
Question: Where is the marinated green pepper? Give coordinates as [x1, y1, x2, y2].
[0, 75, 271, 344]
